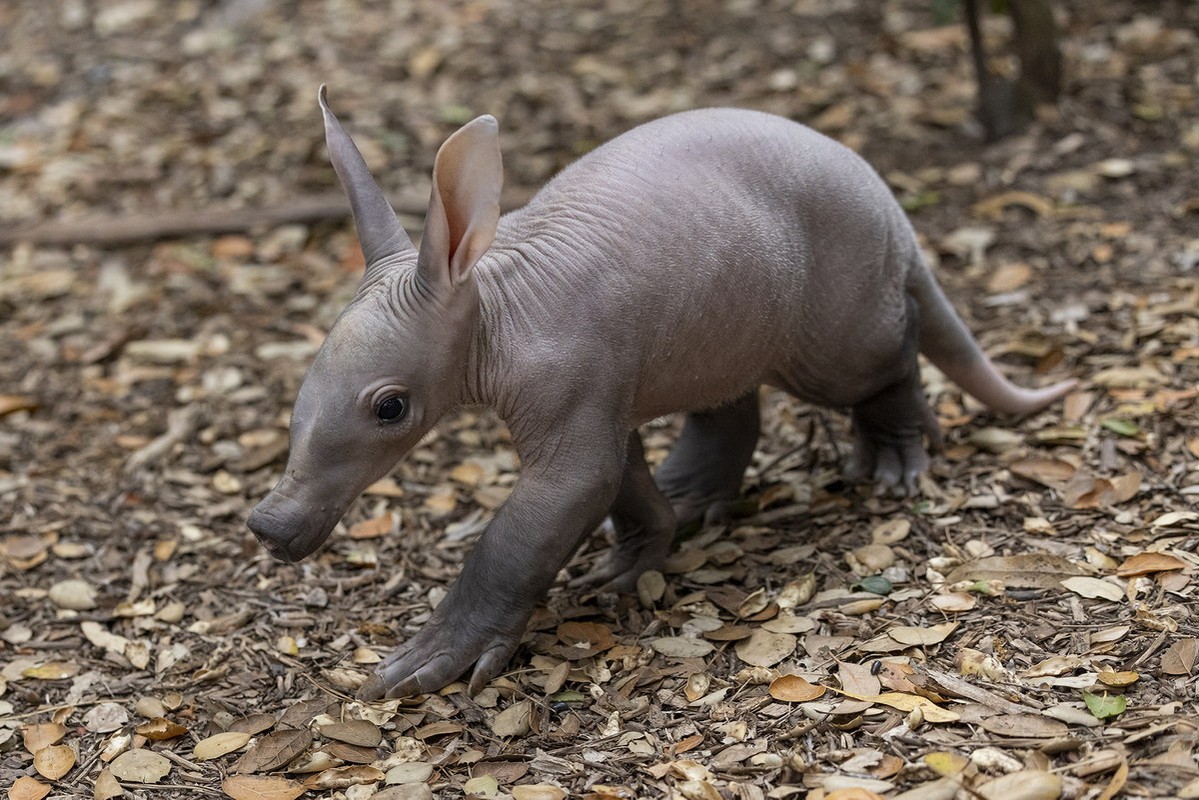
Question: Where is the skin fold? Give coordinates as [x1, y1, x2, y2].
[247, 87, 1075, 700]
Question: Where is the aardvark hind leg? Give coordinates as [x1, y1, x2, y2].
[845, 360, 942, 497]
[654, 391, 760, 528]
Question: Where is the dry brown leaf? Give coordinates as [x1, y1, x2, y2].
[1060, 576, 1124, 601]
[135, 717, 188, 741]
[93, 767, 124, 800]
[986, 261, 1032, 293]
[33, 743, 76, 780]
[512, 785, 568, 800]
[10, 776, 52, 800]
[303, 765, 385, 790]
[651, 636, 714, 658]
[978, 714, 1069, 738]
[825, 789, 886, 800]
[1064, 471, 1141, 508]
[768, 674, 825, 702]
[491, 700, 532, 737]
[108, 749, 171, 783]
[221, 775, 307, 800]
[930, 592, 977, 612]
[972, 190, 1055, 219]
[557, 620, 615, 650]
[0, 394, 38, 416]
[233, 729, 312, 774]
[193, 731, 252, 760]
[888, 622, 959, 646]
[945, 554, 1085, 588]
[1160, 638, 1198, 676]
[1010, 458, 1077, 488]
[1116, 552, 1187, 577]
[734, 629, 797, 667]
[1096, 669, 1139, 687]
[22, 722, 67, 754]
[871, 519, 910, 545]
[836, 660, 881, 698]
[977, 770, 1062, 800]
[347, 513, 395, 540]
[1096, 760, 1129, 800]
[320, 720, 382, 747]
[838, 690, 960, 723]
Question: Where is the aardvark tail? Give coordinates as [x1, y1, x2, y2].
[909, 263, 1076, 415]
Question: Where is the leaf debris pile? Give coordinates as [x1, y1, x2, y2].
[2, 0, 1198, 798]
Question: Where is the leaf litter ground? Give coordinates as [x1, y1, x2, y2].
[1, 1, 1197, 798]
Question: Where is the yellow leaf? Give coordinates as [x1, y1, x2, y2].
[924, 751, 969, 776]
[23, 661, 81, 680]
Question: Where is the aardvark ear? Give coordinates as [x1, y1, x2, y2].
[319, 85, 415, 268]
[417, 115, 503, 290]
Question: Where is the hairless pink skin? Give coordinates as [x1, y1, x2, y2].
[248, 87, 1076, 700]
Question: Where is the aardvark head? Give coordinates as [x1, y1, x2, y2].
[248, 86, 502, 561]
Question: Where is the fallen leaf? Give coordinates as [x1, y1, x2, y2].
[303, 765, 385, 790]
[1160, 638, 1198, 676]
[945, 554, 1085, 588]
[22, 722, 67, 754]
[768, 674, 825, 702]
[1084, 691, 1126, 720]
[651, 637, 714, 658]
[976, 770, 1062, 800]
[9, 776, 51, 800]
[491, 700, 532, 737]
[979, 714, 1069, 738]
[193, 731, 252, 760]
[1060, 577, 1124, 602]
[233, 729, 312, 774]
[1116, 552, 1187, 577]
[0, 394, 38, 417]
[1010, 458, 1077, 488]
[929, 592, 977, 612]
[33, 744, 76, 780]
[48, 579, 98, 610]
[924, 751, 969, 776]
[1151, 511, 1199, 527]
[888, 622, 959, 646]
[347, 513, 395, 540]
[93, 768, 124, 800]
[221, 775, 307, 800]
[838, 690, 960, 723]
[734, 629, 797, 667]
[1096, 670, 1138, 688]
[109, 749, 171, 783]
[135, 717, 188, 741]
[320, 720, 382, 747]
[512, 785, 568, 800]
[464, 775, 500, 796]
[23, 661, 81, 680]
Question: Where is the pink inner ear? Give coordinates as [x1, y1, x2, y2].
[423, 117, 502, 286]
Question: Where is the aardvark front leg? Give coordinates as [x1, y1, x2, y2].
[358, 423, 627, 700]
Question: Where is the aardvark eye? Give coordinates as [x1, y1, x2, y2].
[376, 396, 407, 422]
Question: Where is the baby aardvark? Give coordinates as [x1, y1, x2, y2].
[248, 87, 1074, 699]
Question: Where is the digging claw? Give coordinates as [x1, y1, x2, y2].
[356, 611, 528, 701]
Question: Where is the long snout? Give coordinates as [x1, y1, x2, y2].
[247, 485, 343, 562]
